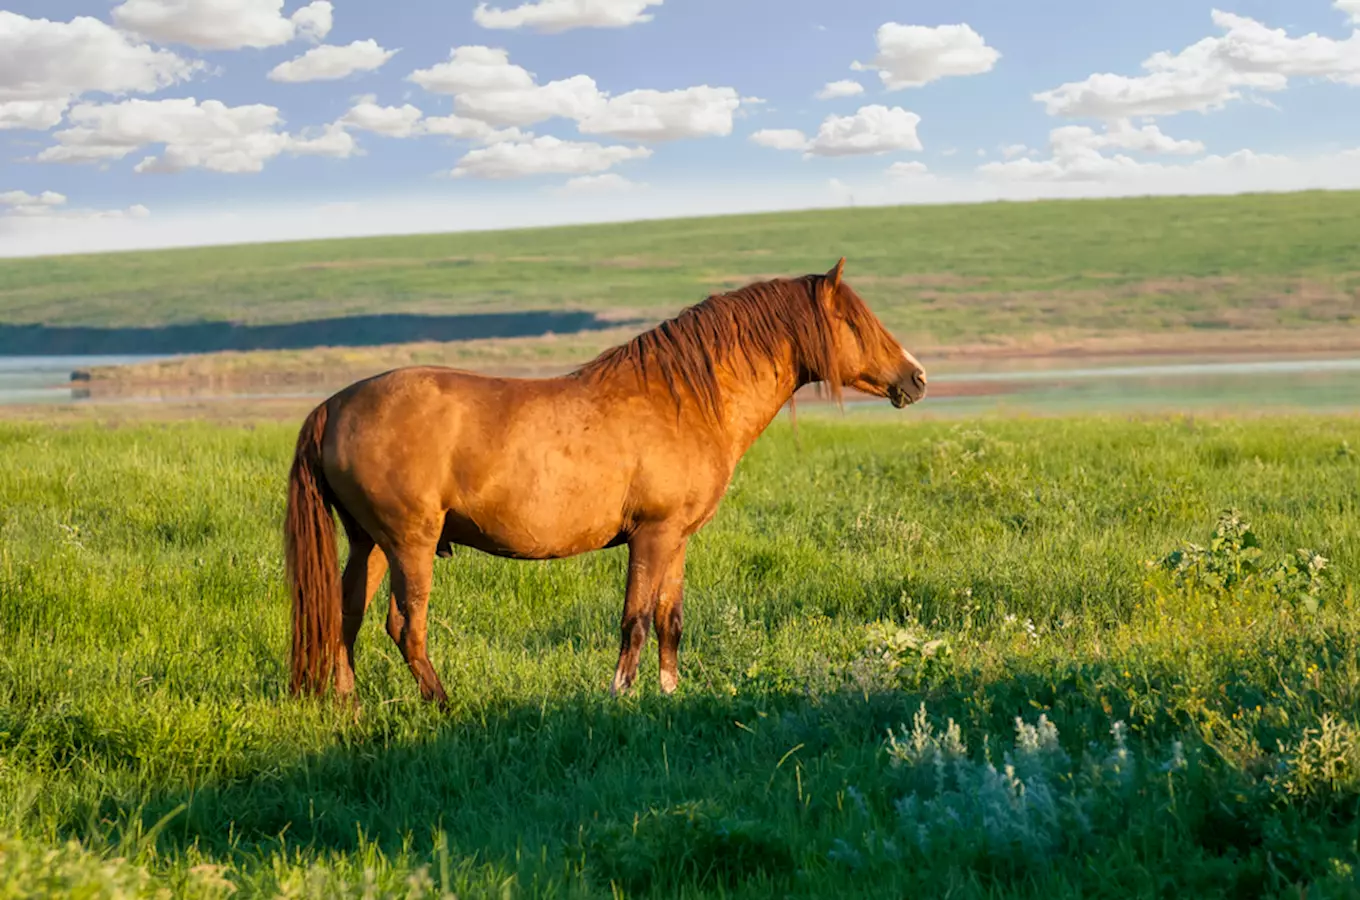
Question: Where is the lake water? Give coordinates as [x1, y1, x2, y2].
[0, 355, 173, 405]
[894, 355, 1360, 419]
[1, 353, 1358, 417]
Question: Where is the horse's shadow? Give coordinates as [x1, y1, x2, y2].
[68, 630, 1299, 895]
[79, 685, 956, 891]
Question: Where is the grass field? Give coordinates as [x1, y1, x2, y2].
[3, 191, 1359, 354]
[2, 414, 1359, 898]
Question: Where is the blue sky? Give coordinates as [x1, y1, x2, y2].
[1, 0, 1358, 256]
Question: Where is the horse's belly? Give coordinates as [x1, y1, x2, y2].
[438, 498, 626, 561]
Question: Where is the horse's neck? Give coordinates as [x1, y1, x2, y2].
[716, 347, 803, 459]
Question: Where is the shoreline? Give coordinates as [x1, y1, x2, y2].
[56, 327, 1360, 398]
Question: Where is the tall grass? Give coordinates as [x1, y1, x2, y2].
[1, 415, 1358, 897]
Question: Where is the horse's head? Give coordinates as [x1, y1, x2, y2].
[817, 257, 927, 408]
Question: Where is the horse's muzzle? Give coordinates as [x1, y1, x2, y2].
[888, 370, 927, 408]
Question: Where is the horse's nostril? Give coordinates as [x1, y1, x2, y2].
[913, 371, 927, 390]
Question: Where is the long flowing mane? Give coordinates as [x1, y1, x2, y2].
[572, 272, 891, 421]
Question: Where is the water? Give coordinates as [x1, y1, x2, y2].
[831, 354, 1360, 419]
[0, 353, 1357, 416]
[933, 358, 1360, 383]
[0, 355, 173, 405]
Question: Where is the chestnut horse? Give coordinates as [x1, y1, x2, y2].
[284, 258, 927, 703]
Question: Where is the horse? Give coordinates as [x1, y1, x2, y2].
[283, 258, 928, 704]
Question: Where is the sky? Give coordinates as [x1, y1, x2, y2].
[1, 0, 1358, 257]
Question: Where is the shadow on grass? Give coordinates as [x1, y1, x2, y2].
[73, 655, 1356, 898]
[111, 689, 920, 879]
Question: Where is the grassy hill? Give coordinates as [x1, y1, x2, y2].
[1, 191, 1357, 355]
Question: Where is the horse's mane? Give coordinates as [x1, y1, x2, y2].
[572, 272, 889, 421]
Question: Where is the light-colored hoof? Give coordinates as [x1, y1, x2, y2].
[659, 670, 678, 695]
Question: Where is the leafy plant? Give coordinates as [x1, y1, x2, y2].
[862, 621, 950, 678]
[1153, 509, 1331, 613]
[1155, 508, 1265, 592]
[1268, 548, 1331, 617]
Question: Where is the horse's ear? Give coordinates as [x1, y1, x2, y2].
[818, 257, 847, 315]
[816, 256, 848, 316]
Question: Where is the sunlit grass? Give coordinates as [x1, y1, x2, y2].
[1, 415, 1359, 897]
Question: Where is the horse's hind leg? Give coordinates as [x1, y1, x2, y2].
[388, 544, 449, 705]
[336, 516, 388, 697]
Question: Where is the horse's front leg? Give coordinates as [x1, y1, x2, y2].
[654, 542, 688, 695]
[611, 529, 686, 697]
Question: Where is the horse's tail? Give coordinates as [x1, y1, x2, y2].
[284, 402, 342, 696]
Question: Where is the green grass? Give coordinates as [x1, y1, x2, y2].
[2, 414, 1360, 897]
[2, 191, 1359, 348]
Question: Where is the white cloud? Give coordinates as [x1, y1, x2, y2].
[577, 86, 740, 141]
[1035, 10, 1360, 119]
[39, 98, 284, 170]
[1213, 11, 1360, 83]
[37, 98, 355, 173]
[473, 0, 662, 32]
[287, 123, 357, 158]
[409, 46, 601, 127]
[750, 128, 810, 151]
[1000, 143, 1030, 160]
[410, 46, 746, 140]
[409, 46, 532, 95]
[451, 135, 651, 178]
[0, 11, 200, 131]
[981, 153, 1148, 184]
[980, 146, 1297, 185]
[0, 188, 149, 220]
[339, 100, 424, 138]
[554, 173, 643, 194]
[807, 105, 923, 156]
[330, 97, 527, 144]
[1340, 0, 1360, 24]
[290, 1, 333, 42]
[815, 80, 864, 100]
[1052, 120, 1204, 156]
[887, 160, 932, 180]
[0, 189, 66, 211]
[853, 22, 1000, 89]
[980, 120, 1207, 182]
[0, 99, 71, 131]
[749, 105, 923, 157]
[269, 40, 397, 83]
[111, 0, 333, 50]
[422, 114, 526, 144]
